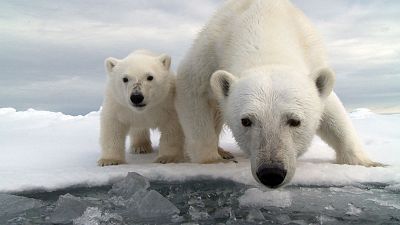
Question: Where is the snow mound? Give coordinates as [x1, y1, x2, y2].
[349, 108, 376, 119]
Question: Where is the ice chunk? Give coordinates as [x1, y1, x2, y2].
[213, 207, 231, 219]
[73, 207, 123, 225]
[385, 184, 400, 192]
[125, 189, 148, 207]
[0, 194, 42, 220]
[188, 196, 205, 208]
[276, 214, 291, 224]
[239, 188, 292, 208]
[286, 220, 308, 225]
[171, 214, 184, 223]
[317, 215, 337, 224]
[189, 205, 209, 221]
[329, 186, 372, 194]
[124, 190, 179, 219]
[324, 204, 335, 211]
[138, 190, 180, 218]
[345, 203, 362, 216]
[246, 208, 265, 222]
[367, 198, 400, 210]
[49, 193, 94, 224]
[109, 172, 150, 198]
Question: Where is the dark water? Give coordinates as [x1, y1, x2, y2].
[1, 178, 399, 225]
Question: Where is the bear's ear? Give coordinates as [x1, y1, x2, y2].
[105, 57, 119, 74]
[312, 67, 336, 99]
[210, 70, 237, 101]
[158, 54, 171, 70]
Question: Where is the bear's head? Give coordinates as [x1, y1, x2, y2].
[210, 66, 335, 188]
[105, 51, 173, 112]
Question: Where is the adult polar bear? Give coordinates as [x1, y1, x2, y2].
[176, 0, 381, 188]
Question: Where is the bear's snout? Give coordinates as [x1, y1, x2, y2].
[130, 93, 145, 105]
[256, 164, 287, 188]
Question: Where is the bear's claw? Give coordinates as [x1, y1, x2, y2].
[154, 155, 183, 164]
[218, 147, 235, 160]
[131, 143, 153, 154]
[336, 156, 385, 167]
[97, 158, 126, 167]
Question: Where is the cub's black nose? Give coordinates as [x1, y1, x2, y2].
[256, 164, 287, 188]
[130, 93, 144, 105]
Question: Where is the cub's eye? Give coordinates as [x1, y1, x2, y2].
[288, 119, 301, 127]
[241, 118, 252, 127]
[122, 77, 129, 83]
[147, 75, 154, 81]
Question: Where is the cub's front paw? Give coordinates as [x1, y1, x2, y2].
[154, 155, 183, 164]
[97, 158, 126, 167]
[131, 143, 153, 154]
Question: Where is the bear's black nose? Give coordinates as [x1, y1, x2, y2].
[256, 164, 287, 188]
[130, 93, 144, 105]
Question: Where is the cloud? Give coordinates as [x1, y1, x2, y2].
[0, 0, 399, 114]
[293, 0, 400, 108]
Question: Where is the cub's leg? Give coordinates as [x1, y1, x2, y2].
[98, 115, 129, 166]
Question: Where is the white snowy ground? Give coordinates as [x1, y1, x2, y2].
[0, 108, 399, 193]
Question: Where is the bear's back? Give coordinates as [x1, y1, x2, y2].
[206, 0, 328, 75]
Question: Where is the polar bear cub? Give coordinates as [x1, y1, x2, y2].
[98, 50, 184, 166]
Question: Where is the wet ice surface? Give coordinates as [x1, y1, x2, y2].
[1, 173, 399, 225]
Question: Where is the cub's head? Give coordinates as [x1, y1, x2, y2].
[105, 50, 173, 112]
[211, 67, 335, 188]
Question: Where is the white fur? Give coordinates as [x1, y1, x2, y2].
[98, 50, 184, 166]
[176, 0, 381, 186]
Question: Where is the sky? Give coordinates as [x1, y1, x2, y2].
[0, 0, 399, 115]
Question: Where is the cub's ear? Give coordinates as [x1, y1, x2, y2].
[312, 67, 336, 99]
[158, 54, 171, 70]
[210, 70, 237, 101]
[105, 57, 119, 74]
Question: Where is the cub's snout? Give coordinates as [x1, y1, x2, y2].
[130, 92, 145, 107]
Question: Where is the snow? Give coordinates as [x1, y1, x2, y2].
[0, 107, 399, 193]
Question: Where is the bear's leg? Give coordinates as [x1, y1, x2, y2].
[98, 117, 129, 166]
[175, 90, 222, 164]
[212, 105, 235, 160]
[155, 122, 184, 164]
[317, 93, 383, 167]
[129, 128, 153, 154]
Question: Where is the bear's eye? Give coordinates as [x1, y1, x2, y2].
[122, 77, 129, 83]
[147, 75, 154, 81]
[241, 118, 252, 127]
[288, 119, 301, 127]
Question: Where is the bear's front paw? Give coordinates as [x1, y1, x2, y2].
[154, 155, 183, 164]
[131, 143, 153, 154]
[336, 155, 385, 167]
[353, 159, 385, 167]
[97, 158, 126, 167]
